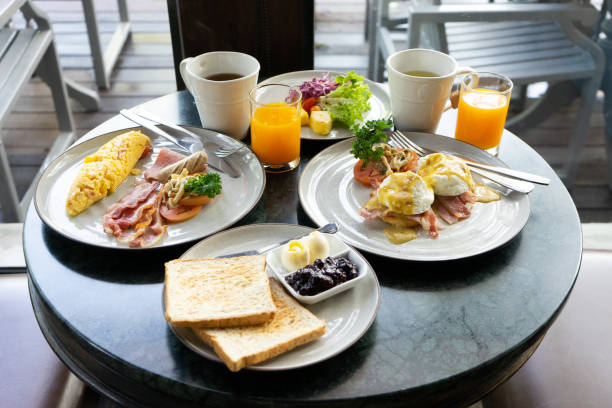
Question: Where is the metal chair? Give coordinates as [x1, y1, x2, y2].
[367, 0, 606, 187]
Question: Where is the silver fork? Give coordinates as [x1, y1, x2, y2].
[390, 130, 535, 194]
[214, 145, 247, 158]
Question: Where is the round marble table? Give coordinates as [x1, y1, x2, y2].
[24, 91, 582, 407]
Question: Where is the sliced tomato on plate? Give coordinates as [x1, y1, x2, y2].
[353, 160, 385, 188]
[178, 195, 213, 207]
[398, 148, 419, 172]
[160, 203, 202, 222]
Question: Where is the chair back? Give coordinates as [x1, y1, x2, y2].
[167, 0, 315, 90]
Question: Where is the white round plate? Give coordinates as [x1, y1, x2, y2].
[34, 126, 265, 249]
[260, 70, 391, 140]
[299, 133, 531, 261]
[167, 223, 380, 371]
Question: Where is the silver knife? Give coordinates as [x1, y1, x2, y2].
[119, 109, 240, 178]
[470, 166, 534, 194]
[458, 159, 550, 185]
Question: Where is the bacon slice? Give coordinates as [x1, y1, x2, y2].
[103, 181, 168, 248]
[433, 190, 476, 225]
[144, 148, 186, 180]
[417, 209, 439, 238]
[103, 182, 160, 235]
[127, 192, 168, 248]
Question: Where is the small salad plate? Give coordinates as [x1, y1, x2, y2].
[266, 233, 368, 304]
[259, 70, 391, 141]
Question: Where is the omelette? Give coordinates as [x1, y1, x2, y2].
[66, 130, 151, 216]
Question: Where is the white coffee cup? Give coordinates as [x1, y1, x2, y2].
[387, 49, 473, 132]
[180, 51, 260, 140]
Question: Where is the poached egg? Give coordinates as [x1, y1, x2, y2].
[377, 171, 434, 215]
[417, 153, 474, 196]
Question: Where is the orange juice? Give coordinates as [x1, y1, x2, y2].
[251, 102, 301, 165]
[455, 89, 510, 150]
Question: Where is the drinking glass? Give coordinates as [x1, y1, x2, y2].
[454, 72, 513, 156]
[249, 84, 302, 172]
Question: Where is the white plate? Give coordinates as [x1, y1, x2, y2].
[266, 233, 368, 304]
[34, 126, 265, 249]
[299, 133, 531, 261]
[167, 223, 380, 371]
[260, 70, 391, 140]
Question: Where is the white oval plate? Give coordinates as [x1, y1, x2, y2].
[260, 70, 391, 140]
[299, 133, 531, 261]
[34, 126, 265, 249]
[167, 223, 380, 371]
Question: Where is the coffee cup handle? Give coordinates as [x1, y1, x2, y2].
[179, 57, 194, 93]
[444, 67, 477, 111]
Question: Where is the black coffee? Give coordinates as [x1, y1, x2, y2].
[206, 73, 242, 81]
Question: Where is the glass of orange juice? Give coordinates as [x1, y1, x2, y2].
[249, 84, 302, 172]
[454, 72, 513, 156]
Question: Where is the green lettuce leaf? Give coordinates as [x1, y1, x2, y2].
[320, 71, 371, 129]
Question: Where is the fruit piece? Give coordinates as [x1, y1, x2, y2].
[309, 110, 332, 135]
[310, 105, 321, 112]
[300, 108, 309, 126]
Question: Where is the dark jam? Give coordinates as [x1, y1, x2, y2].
[284, 256, 359, 296]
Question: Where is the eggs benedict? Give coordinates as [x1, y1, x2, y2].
[360, 171, 440, 242]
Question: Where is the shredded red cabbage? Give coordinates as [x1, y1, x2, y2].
[298, 73, 339, 100]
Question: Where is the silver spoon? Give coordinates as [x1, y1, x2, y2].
[216, 223, 339, 258]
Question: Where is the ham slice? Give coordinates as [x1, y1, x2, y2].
[144, 148, 186, 180]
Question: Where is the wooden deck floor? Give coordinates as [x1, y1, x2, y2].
[2, 0, 611, 222]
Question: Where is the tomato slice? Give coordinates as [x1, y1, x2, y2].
[398, 148, 419, 172]
[353, 160, 385, 188]
[160, 204, 202, 222]
[178, 195, 213, 206]
[302, 97, 316, 113]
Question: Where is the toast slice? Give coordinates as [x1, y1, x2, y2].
[164, 255, 275, 328]
[194, 278, 326, 372]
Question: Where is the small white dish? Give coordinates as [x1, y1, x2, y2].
[266, 233, 367, 304]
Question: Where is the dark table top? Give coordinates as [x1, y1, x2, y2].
[25, 91, 582, 408]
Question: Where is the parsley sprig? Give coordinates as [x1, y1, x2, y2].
[184, 173, 222, 198]
[349, 119, 393, 166]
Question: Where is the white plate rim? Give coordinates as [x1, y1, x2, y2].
[164, 223, 381, 371]
[298, 134, 531, 261]
[33, 126, 266, 250]
[260, 70, 391, 140]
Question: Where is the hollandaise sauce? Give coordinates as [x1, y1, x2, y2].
[472, 184, 501, 203]
[384, 226, 418, 244]
[417, 153, 474, 191]
[378, 172, 420, 215]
